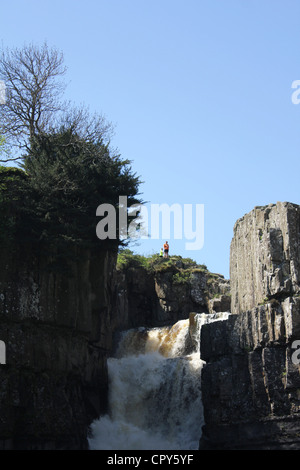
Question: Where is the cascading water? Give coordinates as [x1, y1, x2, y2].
[88, 312, 230, 450]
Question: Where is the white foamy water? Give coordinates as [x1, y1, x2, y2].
[88, 312, 230, 450]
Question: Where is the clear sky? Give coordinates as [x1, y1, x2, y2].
[1, 0, 300, 278]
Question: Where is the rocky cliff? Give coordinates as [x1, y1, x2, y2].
[113, 253, 231, 329]
[0, 242, 118, 449]
[200, 202, 300, 449]
[4, 200, 300, 450]
[0, 241, 231, 449]
[230, 202, 300, 314]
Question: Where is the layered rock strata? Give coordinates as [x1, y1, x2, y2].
[230, 202, 300, 314]
[0, 243, 117, 449]
[0, 239, 231, 450]
[114, 259, 231, 328]
[200, 202, 300, 450]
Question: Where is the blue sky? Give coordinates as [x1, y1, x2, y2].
[1, 0, 300, 278]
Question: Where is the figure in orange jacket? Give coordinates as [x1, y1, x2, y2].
[163, 241, 169, 258]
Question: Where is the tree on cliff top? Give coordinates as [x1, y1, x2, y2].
[0, 42, 143, 252]
[0, 135, 11, 160]
[0, 42, 66, 154]
[0, 128, 142, 250]
[0, 42, 113, 160]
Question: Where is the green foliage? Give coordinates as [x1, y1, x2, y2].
[172, 270, 191, 285]
[0, 135, 12, 161]
[206, 272, 223, 284]
[0, 128, 142, 252]
[0, 135, 5, 152]
[0, 166, 26, 190]
[116, 250, 210, 286]
[152, 258, 178, 273]
[117, 249, 148, 270]
[0, 44, 142, 253]
[0, 166, 27, 243]
[24, 129, 141, 247]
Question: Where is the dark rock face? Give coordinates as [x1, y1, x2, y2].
[230, 202, 300, 314]
[200, 202, 300, 450]
[0, 243, 117, 449]
[200, 301, 300, 449]
[114, 263, 231, 328]
[113, 268, 159, 328]
[0, 242, 231, 449]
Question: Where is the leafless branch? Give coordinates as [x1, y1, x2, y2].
[0, 42, 67, 151]
[0, 42, 115, 161]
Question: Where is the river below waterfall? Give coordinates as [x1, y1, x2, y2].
[88, 312, 230, 450]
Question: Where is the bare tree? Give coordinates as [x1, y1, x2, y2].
[0, 42, 115, 163]
[0, 42, 66, 153]
[57, 103, 115, 146]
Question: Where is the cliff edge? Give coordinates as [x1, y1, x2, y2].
[114, 252, 231, 328]
[230, 202, 300, 314]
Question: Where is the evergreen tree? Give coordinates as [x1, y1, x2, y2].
[5, 127, 142, 250]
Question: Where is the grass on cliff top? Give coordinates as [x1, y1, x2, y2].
[116, 249, 220, 284]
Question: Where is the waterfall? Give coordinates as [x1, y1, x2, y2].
[88, 312, 230, 450]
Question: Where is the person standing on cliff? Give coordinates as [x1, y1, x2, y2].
[163, 241, 169, 258]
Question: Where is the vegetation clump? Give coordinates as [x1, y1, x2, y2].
[0, 129, 141, 252]
[116, 249, 211, 285]
[0, 43, 142, 254]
